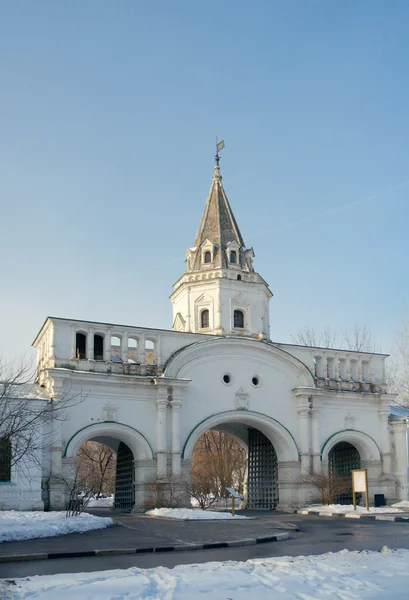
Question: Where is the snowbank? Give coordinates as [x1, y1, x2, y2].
[0, 511, 114, 543]
[4, 549, 409, 599]
[392, 501, 409, 508]
[305, 503, 404, 514]
[87, 496, 114, 508]
[146, 507, 249, 520]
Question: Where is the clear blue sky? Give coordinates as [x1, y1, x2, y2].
[1, 1, 408, 362]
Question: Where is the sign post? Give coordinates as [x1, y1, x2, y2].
[352, 469, 369, 511]
[226, 487, 241, 518]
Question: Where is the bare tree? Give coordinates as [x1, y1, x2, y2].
[343, 324, 378, 353]
[0, 359, 83, 481]
[301, 472, 350, 505]
[388, 312, 409, 406]
[291, 323, 378, 352]
[77, 442, 116, 498]
[191, 431, 247, 500]
[290, 325, 340, 348]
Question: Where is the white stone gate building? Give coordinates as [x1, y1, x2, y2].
[2, 155, 408, 511]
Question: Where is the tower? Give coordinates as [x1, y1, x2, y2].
[170, 147, 272, 338]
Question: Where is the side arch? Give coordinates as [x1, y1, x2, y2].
[182, 410, 300, 462]
[63, 422, 154, 460]
[321, 430, 381, 463]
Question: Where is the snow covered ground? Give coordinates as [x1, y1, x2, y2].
[304, 503, 404, 514]
[146, 508, 249, 520]
[0, 511, 114, 543]
[87, 495, 114, 508]
[3, 549, 409, 599]
[393, 501, 409, 508]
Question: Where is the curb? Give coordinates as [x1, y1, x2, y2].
[0, 532, 290, 563]
[297, 509, 409, 522]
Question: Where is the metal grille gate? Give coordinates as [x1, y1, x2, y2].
[329, 442, 360, 504]
[247, 429, 278, 509]
[114, 442, 135, 511]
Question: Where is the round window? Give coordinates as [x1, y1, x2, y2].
[223, 374, 231, 385]
[252, 376, 260, 386]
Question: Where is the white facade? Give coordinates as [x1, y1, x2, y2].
[1, 157, 408, 511]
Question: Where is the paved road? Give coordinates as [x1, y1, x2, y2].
[2, 514, 409, 578]
[0, 510, 293, 557]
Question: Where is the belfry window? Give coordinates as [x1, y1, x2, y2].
[0, 437, 11, 482]
[230, 250, 237, 264]
[234, 309, 244, 329]
[76, 333, 86, 359]
[94, 334, 104, 361]
[204, 251, 211, 264]
[201, 309, 209, 328]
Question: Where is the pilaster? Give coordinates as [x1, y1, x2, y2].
[155, 387, 169, 479]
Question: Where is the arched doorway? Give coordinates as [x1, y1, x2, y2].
[329, 441, 361, 504]
[185, 411, 299, 510]
[62, 422, 154, 512]
[192, 426, 278, 509]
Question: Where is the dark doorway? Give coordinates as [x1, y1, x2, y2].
[329, 441, 361, 504]
[247, 429, 278, 509]
[114, 442, 135, 511]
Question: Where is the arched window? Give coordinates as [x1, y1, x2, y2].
[201, 309, 209, 328]
[94, 334, 104, 361]
[76, 333, 86, 359]
[234, 309, 244, 329]
[230, 250, 237, 264]
[127, 338, 138, 363]
[111, 336, 122, 362]
[204, 251, 211, 264]
[237, 274, 242, 281]
[0, 437, 11, 482]
[145, 339, 155, 364]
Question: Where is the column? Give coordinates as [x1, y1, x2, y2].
[121, 331, 128, 363]
[357, 359, 363, 381]
[390, 420, 409, 501]
[186, 287, 191, 332]
[104, 328, 112, 362]
[345, 357, 352, 381]
[70, 326, 76, 360]
[170, 391, 182, 477]
[333, 355, 339, 379]
[139, 334, 146, 364]
[155, 337, 161, 366]
[87, 328, 94, 360]
[310, 405, 321, 473]
[156, 387, 168, 479]
[297, 397, 311, 475]
[379, 406, 392, 476]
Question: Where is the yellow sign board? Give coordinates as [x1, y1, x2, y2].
[352, 469, 369, 510]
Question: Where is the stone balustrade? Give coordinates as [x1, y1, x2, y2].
[276, 342, 388, 392]
[34, 318, 389, 394]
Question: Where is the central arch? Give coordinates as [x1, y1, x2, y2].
[184, 410, 300, 510]
[183, 410, 300, 462]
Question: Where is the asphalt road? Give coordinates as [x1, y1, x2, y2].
[2, 514, 409, 578]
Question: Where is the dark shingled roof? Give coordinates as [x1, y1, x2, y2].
[190, 163, 247, 271]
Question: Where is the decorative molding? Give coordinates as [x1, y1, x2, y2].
[235, 386, 250, 410]
[231, 292, 250, 307]
[344, 413, 356, 428]
[102, 402, 119, 422]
